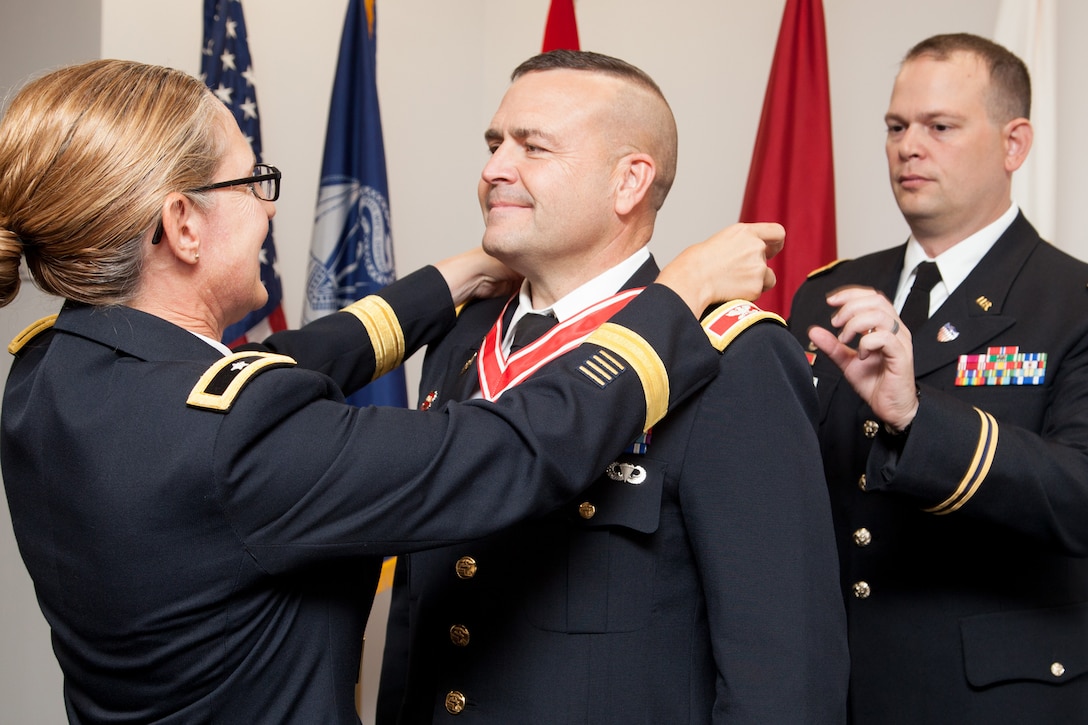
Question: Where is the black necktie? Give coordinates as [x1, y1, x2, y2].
[899, 261, 942, 332]
[510, 312, 558, 352]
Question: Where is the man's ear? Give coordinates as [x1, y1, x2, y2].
[158, 192, 202, 265]
[1003, 117, 1033, 174]
[614, 153, 656, 216]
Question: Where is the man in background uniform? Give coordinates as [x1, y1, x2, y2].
[791, 32, 1088, 722]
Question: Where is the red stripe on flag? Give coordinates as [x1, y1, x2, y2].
[739, 0, 837, 316]
[264, 305, 287, 334]
[542, 0, 580, 51]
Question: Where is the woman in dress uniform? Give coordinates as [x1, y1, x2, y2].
[0, 59, 776, 723]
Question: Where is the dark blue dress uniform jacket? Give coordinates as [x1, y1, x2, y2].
[377, 258, 849, 724]
[788, 213, 1088, 723]
[1, 266, 722, 724]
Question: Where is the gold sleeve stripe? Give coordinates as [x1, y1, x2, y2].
[340, 296, 405, 380]
[584, 322, 668, 431]
[578, 364, 607, 387]
[8, 313, 59, 355]
[925, 407, 999, 515]
[598, 350, 624, 371]
[578, 351, 627, 388]
[187, 352, 297, 411]
[589, 353, 622, 377]
[583, 358, 612, 380]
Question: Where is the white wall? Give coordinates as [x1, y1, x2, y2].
[0, 3, 101, 722]
[3, 1, 1088, 722]
[94, 0, 1088, 334]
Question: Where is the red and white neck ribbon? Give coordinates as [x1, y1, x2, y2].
[477, 288, 644, 401]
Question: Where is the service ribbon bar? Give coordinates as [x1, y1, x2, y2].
[625, 429, 652, 455]
[955, 346, 1046, 386]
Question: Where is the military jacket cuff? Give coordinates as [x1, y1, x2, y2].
[866, 386, 998, 513]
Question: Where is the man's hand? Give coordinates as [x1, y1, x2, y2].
[807, 286, 919, 432]
[655, 222, 784, 315]
[435, 247, 523, 306]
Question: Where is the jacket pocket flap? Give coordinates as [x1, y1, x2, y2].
[961, 602, 1088, 687]
[573, 456, 664, 534]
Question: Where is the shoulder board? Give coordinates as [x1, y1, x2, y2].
[806, 258, 850, 278]
[8, 314, 59, 355]
[187, 351, 297, 412]
[701, 300, 785, 352]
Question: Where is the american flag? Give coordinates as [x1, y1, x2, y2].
[201, 0, 287, 346]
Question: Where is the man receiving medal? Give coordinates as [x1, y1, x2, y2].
[376, 50, 848, 723]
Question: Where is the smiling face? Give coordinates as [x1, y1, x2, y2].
[884, 51, 1020, 253]
[477, 69, 634, 289]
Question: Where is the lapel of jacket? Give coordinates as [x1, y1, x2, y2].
[627, 255, 660, 289]
[869, 246, 907, 302]
[912, 213, 1040, 378]
[424, 297, 507, 405]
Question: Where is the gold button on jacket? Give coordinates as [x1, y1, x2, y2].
[455, 556, 477, 579]
[449, 623, 470, 647]
[445, 691, 466, 714]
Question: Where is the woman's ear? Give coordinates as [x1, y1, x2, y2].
[158, 192, 202, 265]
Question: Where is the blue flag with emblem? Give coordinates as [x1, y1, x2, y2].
[303, 0, 407, 408]
[201, 0, 287, 346]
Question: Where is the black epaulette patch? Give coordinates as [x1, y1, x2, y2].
[187, 351, 297, 412]
[806, 258, 849, 278]
[8, 314, 59, 355]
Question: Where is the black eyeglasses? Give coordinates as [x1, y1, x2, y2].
[151, 163, 281, 244]
[191, 163, 281, 202]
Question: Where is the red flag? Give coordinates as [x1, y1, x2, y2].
[739, 0, 836, 315]
[542, 0, 580, 51]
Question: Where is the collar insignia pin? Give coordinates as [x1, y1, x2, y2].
[460, 351, 478, 375]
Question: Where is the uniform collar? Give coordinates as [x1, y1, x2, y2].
[190, 330, 232, 356]
[54, 302, 223, 363]
[507, 247, 651, 347]
[895, 204, 1018, 311]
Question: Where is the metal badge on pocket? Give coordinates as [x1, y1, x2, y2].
[606, 461, 647, 485]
